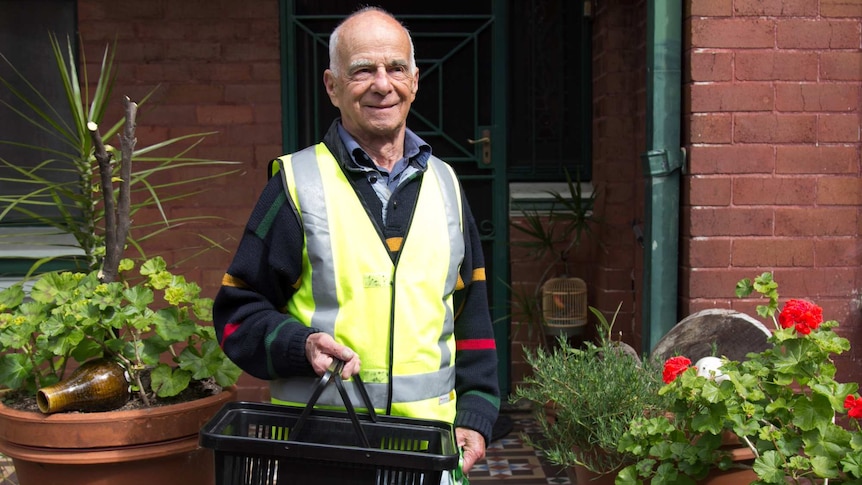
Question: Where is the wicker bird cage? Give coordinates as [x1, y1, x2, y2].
[541, 277, 588, 338]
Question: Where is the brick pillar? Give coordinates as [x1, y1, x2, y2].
[589, 0, 648, 351]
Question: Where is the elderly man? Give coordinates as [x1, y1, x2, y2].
[214, 7, 499, 479]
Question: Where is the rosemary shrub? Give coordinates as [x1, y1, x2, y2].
[513, 307, 670, 475]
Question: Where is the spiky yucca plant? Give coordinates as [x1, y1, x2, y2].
[0, 34, 238, 276]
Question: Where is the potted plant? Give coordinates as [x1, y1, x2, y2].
[508, 170, 601, 347]
[512, 305, 670, 484]
[0, 35, 242, 485]
[617, 273, 862, 485]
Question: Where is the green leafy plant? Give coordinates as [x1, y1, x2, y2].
[0, 35, 242, 408]
[507, 170, 601, 345]
[512, 305, 670, 475]
[617, 273, 862, 485]
[0, 256, 241, 403]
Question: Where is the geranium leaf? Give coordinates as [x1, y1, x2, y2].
[139, 337, 169, 366]
[140, 256, 166, 276]
[152, 307, 195, 343]
[70, 338, 103, 363]
[700, 381, 724, 403]
[753, 450, 784, 483]
[691, 405, 725, 434]
[123, 285, 154, 310]
[0, 353, 30, 390]
[150, 364, 191, 398]
[811, 455, 839, 478]
[615, 465, 642, 485]
[654, 463, 695, 485]
[735, 278, 753, 298]
[0, 284, 25, 308]
[118, 258, 135, 272]
[732, 373, 761, 399]
[792, 393, 834, 431]
[840, 451, 862, 477]
[805, 425, 851, 460]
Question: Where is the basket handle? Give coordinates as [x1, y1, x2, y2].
[288, 359, 377, 447]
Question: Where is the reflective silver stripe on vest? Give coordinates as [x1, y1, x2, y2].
[289, 146, 339, 335]
[270, 366, 456, 410]
[272, 146, 463, 410]
[427, 155, 463, 370]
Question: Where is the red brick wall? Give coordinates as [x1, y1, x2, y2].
[589, 0, 648, 351]
[682, 1, 862, 380]
[78, 0, 282, 399]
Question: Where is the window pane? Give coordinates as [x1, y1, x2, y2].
[0, 0, 77, 224]
[508, 0, 592, 182]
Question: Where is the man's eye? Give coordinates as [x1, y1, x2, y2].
[388, 66, 409, 76]
[350, 69, 373, 80]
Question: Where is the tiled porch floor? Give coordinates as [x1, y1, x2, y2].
[0, 410, 570, 484]
[0, 456, 14, 485]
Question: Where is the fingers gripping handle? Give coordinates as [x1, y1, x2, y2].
[288, 359, 377, 447]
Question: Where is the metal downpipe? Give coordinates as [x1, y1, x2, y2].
[642, 0, 683, 353]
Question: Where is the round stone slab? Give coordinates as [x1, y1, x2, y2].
[651, 308, 771, 363]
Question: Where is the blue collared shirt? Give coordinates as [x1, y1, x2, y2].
[336, 122, 431, 222]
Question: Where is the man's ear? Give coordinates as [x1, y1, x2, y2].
[323, 69, 339, 107]
[411, 69, 419, 95]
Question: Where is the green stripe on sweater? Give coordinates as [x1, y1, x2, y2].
[265, 320, 289, 377]
[461, 390, 501, 409]
[256, 191, 287, 239]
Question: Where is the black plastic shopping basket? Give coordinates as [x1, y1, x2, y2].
[200, 361, 459, 485]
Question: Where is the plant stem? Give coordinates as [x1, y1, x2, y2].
[741, 434, 759, 458]
[90, 97, 137, 283]
[116, 96, 136, 266]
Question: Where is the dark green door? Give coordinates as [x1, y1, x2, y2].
[281, 0, 511, 394]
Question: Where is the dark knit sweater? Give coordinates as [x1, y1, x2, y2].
[213, 122, 500, 442]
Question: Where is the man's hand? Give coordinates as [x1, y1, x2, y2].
[305, 333, 361, 379]
[455, 427, 486, 474]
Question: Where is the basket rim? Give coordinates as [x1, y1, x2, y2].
[199, 401, 459, 472]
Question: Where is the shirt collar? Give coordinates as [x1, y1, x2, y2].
[336, 120, 431, 171]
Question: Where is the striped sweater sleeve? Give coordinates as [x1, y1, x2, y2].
[213, 175, 320, 380]
[451, 192, 501, 443]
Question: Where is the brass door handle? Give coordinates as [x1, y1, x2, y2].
[467, 129, 491, 165]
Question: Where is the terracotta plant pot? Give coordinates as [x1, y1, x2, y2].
[567, 463, 619, 485]
[698, 466, 758, 485]
[0, 386, 236, 485]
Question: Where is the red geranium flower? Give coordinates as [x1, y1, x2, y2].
[845, 395, 862, 419]
[663, 356, 692, 384]
[778, 299, 823, 335]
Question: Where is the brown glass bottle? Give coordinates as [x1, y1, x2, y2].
[36, 358, 130, 414]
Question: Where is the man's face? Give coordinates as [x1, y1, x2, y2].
[324, 12, 419, 141]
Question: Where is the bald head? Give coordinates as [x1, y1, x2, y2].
[328, 7, 417, 77]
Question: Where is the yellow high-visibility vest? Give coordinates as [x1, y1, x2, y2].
[269, 143, 464, 423]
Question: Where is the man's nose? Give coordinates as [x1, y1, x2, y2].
[370, 67, 392, 92]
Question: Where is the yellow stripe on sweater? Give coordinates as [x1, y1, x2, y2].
[222, 273, 249, 289]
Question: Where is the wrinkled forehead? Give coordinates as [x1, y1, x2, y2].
[335, 14, 411, 67]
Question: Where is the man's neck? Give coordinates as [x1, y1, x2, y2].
[345, 128, 406, 172]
